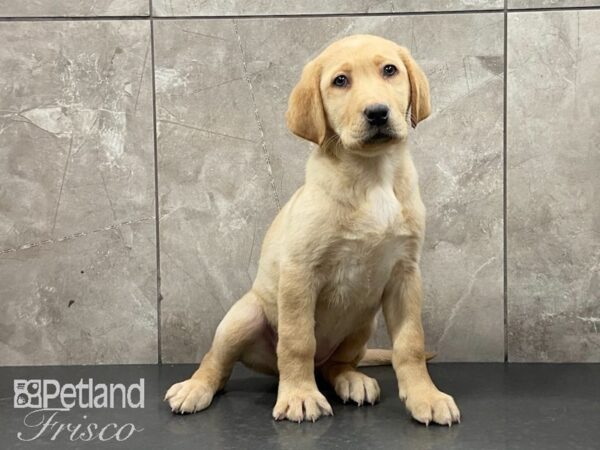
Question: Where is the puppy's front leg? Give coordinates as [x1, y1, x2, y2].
[272, 265, 332, 422]
[383, 264, 460, 426]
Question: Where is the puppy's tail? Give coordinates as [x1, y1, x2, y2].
[358, 348, 437, 367]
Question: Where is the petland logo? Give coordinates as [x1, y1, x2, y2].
[13, 378, 145, 442]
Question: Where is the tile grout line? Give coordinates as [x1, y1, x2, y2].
[149, 0, 163, 365]
[0, 15, 148, 22]
[503, 0, 509, 364]
[1, 5, 600, 22]
[152, 9, 503, 19]
[505, 4, 600, 13]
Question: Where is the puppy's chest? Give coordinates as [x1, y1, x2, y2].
[364, 184, 401, 229]
[352, 183, 412, 238]
[320, 191, 412, 307]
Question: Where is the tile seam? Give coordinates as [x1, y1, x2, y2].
[503, 0, 509, 363]
[149, 0, 163, 365]
[2, 5, 600, 22]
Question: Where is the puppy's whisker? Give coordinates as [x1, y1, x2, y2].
[322, 134, 342, 155]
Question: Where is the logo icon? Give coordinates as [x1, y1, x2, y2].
[14, 380, 42, 409]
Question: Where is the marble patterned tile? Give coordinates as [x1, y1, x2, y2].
[158, 14, 504, 363]
[508, 1, 600, 8]
[0, 21, 156, 364]
[0, 0, 149, 17]
[0, 222, 158, 365]
[0, 21, 154, 250]
[507, 11, 600, 362]
[153, 21, 279, 362]
[153, 0, 503, 16]
[237, 15, 505, 362]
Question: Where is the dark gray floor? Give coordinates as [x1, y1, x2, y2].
[0, 363, 599, 449]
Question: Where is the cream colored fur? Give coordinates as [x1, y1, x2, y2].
[165, 35, 460, 426]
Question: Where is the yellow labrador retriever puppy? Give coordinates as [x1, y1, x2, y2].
[165, 34, 460, 426]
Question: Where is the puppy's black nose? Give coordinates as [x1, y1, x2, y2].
[364, 104, 389, 126]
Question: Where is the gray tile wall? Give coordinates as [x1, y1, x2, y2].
[0, 20, 157, 365]
[0, 0, 149, 17]
[507, 10, 600, 362]
[0, 1, 598, 365]
[509, 1, 600, 8]
[153, 1, 504, 16]
[155, 15, 505, 363]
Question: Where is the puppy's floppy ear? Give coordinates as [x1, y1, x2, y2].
[286, 60, 327, 145]
[398, 46, 431, 128]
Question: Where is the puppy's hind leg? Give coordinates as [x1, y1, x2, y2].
[165, 291, 266, 414]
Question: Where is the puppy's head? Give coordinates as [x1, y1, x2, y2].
[286, 35, 430, 155]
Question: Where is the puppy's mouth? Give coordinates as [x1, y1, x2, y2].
[362, 128, 397, 145]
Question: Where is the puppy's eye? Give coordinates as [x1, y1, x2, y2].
[333, 75, 348, 87]
[383, 64, 397, 77]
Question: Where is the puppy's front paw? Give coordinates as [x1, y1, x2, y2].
[334, 371, 380, 405]
[404, 388, 460, 426]
[273, 386, 333, 423]
[165, 379, 215, 414]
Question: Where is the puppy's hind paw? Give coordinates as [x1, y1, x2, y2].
[333, 371, 380, 406]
